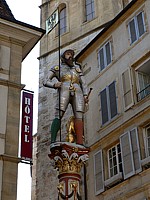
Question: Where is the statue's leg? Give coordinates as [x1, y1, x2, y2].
[74, 111, 84, 145]
[51, 88, 69, 143]
[50, 110, 64, 143]
[72, 91, 84, 145]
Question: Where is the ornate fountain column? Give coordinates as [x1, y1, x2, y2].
[49, 142, 89, 200]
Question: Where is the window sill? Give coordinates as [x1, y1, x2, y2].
[141, 156, 150, 168]
[97, 113, 122, 133]
[104, 172, 123, 188]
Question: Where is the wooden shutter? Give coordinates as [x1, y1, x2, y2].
[130, 128, 142, 173]
[100, 88, 109, 124]
[137, 12, 145, 37]
[94, 150, 104, 195]
[108, 81, 117, 118]
[122, 69, 134, 110]
[120, 132, 135, 179]
[128, 18, 137, 44]
[99, 48, 105, 71]
[105, 42, 112, 66]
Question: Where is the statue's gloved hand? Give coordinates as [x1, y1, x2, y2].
[84, 95, 89, 104]
[54, 81, 62, 89]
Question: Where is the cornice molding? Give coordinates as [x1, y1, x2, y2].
[0, 78, 25, 89]
[0, 154, 22, 163]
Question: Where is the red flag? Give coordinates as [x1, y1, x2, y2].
[21, 91, 33, 160]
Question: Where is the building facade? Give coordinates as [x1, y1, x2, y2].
[34, 0, 142, 200]
[76, 0, 150, 199]
[0, 1, 45, 199]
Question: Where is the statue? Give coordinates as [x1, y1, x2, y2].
[43, 49, 89, 145]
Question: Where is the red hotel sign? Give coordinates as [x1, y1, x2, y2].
[21, 91, 33, 160]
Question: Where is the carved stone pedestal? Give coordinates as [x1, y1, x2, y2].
[48, 142, 90, 200]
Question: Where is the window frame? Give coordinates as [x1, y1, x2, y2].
[107, 143, 123, 178]
[85, 0, 95, 22]
[59, 6, 67, 35]
[100, 81, 118, 125]
[144, 126, 150, 157]
[136, 71, 150, 101]
[98, 40, 113, 72]
[128, 10, 146, 45]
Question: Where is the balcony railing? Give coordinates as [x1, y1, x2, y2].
[137, 84, 150, 101]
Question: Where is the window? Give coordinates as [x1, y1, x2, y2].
[145, 126, 150, 157]
[85, 0, 95, 21]
[94, 150, 104, 195]
[128, 11, 146, 44]
[141, 125, 150, 167]
[108, 144, 123, 178]
[98, 41, 112, 71]
[60, 6, 67, 35]
[136, 60, 150, 101]
[100, 81, 118, 125]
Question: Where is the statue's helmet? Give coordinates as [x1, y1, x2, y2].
[61, 49, 75, 60]
[61, 49, 75, 67]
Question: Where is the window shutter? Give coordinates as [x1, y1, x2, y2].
[128, 18, 137, 44]
[94, 150, 104, 195]
[120, 132, 135, 179]
[108, 81, 117, 118]
[137, 12, 145, 37]
[105, 42, 112, 66]
[100, 89, 109, 124]
[99, 48, 105, 71]
[130, 128, 142, 173]
[122, 69, 134, 110]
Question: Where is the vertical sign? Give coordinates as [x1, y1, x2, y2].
[46, 9, 59, 34]
[21, 91, 33, 160]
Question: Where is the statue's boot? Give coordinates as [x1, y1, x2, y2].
[50, 118, 61, 143]
[74, 119, 84, 145]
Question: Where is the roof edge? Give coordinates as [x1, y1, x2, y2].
[0, 14, 45, 34]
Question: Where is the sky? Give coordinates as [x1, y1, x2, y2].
[6, 0, 42, 199]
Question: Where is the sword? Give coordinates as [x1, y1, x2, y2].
[85, 88, 93, 112]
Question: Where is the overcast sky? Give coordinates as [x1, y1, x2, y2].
[6, 0, 42, 199]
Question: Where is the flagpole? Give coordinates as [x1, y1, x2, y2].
[58, 9, 61, 142]
[46, 8, 61, 142]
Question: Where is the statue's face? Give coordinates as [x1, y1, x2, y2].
[64, 52, 73, 60]
[64, 52, 74, 67]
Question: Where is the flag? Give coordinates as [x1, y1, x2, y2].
[46, 9, 59, 34]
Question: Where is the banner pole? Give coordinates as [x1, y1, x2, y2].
[58, 10, 61, 142]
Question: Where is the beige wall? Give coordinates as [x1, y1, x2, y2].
[77, 0, 150, 199]
[80, 0, 150, 146]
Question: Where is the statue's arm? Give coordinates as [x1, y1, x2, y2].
[80, 74, 88, 96]
[43, 70, 56, 88]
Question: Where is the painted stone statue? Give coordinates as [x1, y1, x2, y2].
[43, 49, 89, 145]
